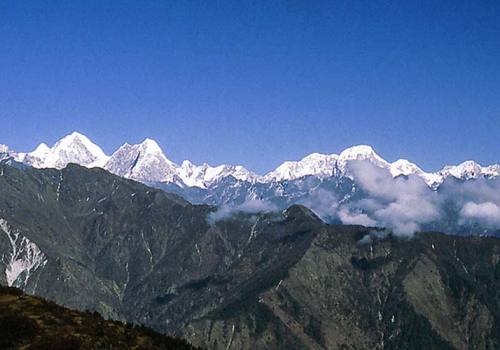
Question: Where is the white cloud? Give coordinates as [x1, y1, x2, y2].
[357, 229, 391, 245]
[346, 160, 442, 235]
[297, 188, 339, 220]
[338, 208, 377, 226]
[205, 160, 500, 235]
[460, 201, 500, 227]
[207, 199, 277, 223]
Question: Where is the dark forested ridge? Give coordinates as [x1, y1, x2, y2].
[0, 285, 198, 349]
[0, 161, 499, 349]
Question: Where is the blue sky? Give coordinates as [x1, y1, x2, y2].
[0, 0, 499, 173]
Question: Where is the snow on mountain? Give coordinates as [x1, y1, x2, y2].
[388, 159, 500, 187]
[262, 145, 499, 188]
[205, 164, 257, 184]
[177, 160, 206, 187]
[30, 143, 50, 159]
[439, 161, 483, 180]
[262, 145, 441, 186]
[16, 143, 51, 168]
[437, 160, 500, 183]
[336, 145, 389, 173]
[104, 140, 257, 187]
[2, 132, 499, 190]
[178, 160, 258, 188]
[483, 164, 500, 178]
[0, 144, 10, 154]
[0, 145, 15, 163]
[96, 136, 500, 188]
[263, 153, 338, 182]
[389, 159, 423, 177]
[0, 144, 12, 159]
[389, 159, 443, 187]
[104, 139, 179, 183]
[21, 132, 109, 169]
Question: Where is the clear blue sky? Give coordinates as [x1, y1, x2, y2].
[0, 0, 499, 173]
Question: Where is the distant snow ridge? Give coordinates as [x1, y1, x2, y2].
[0, 219, 47, 289]
[266, 145, 500, 187]
[178, 160, 258, 188]
[3, 131, 500, 188]
[104, 139, 257, 188]
[264, 153, 338, 182]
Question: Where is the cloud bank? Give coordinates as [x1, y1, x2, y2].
[343, 161, 442, 235]
[206, 160, 500, 236]
[460, 201, 500, 227]
[311, 161, 500, 236]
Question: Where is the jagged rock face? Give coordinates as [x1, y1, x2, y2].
[0, 162, 499, 349]
[104, 140, 180, 183]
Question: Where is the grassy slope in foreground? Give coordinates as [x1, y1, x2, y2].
[0, 285, 200, 350]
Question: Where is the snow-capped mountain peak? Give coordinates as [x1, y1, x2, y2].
[30, 143, 50, 159]
[338, 145, 386, 164]
[104, 139, 178, 183]
[3, 134, 499, 191]
[336, 145, 389, 175]
[390, 159, 423, 176]
[440, 160, 485, 180]
[22, 132, 109, 169]
[407, 160, 500, 188]
[138, 138, 165, 156]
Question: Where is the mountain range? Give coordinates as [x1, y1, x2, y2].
[1, 132, 499, 236]
[2, 131, 499, 189]
[1, 161, 500, 349]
